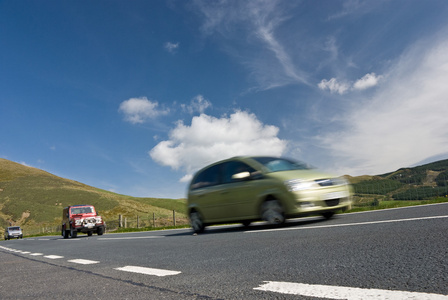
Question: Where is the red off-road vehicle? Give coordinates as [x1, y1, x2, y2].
[62, 205, 105, 238]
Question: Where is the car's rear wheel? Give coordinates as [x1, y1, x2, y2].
[87, 231, 93, 236]
[190, 210, 205, 234]
[261, 199, 285, 225]
[70, 226, 77, 238]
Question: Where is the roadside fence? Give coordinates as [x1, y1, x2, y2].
[16, 210, 189, 237]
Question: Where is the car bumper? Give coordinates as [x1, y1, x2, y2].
[286, 188, 352, 216]
[73, 224, 105, 233]
[6, 234, 23, 239]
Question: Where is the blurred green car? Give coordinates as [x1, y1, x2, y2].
[187, 156, 352, 233]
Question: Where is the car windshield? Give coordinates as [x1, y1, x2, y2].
[71, 207, 93, 214]
[252, 157, 312, 172]
[9, 227, 20, 231]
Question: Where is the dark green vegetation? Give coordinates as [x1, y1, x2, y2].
[1, 158, 448, 237]
[0, 159, 188, 236]
[348, 159, 448, 211]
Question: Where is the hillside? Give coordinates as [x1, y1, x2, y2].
[0, 159, 188, 235]
[348, 159, 448, 206]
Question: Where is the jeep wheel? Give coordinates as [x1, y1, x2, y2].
[70, 226, 77, 238]
[87, 231, 93, 237]
[62, 228, 69, 239]
[97, 227, 104, 236]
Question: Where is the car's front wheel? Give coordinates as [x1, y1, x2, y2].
[261, 199, 285, 225]
[190, 210, 205, 234]
[62, 227, 69, 239]
[322, 211, 335, 220]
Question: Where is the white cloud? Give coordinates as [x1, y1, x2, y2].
[318, 78, 350, 95]
[149, 110, 288, 180]
[318, 72, 382, 94]
[181, 95, 212, 114]
[119, 97, 169, 124]
[318, 36, 448, 175]
[20, 161, 31, 167]
[353, 73, 382, 90]
[164, 42, 179, 53]
[193, 0, 307, 89]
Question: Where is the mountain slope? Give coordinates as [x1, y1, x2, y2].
[349, 159, 448, 204]
[0, 159, 187, 233]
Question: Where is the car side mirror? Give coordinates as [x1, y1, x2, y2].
[232, 171, 251, 180]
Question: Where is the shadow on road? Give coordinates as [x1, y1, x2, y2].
[165, 214, 336, 237]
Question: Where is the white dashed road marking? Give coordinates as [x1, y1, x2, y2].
[115, 266, 181, 277]
[68, 259, 100, 265]
[43, 255, 64, 259]
[29, 253, 43, 256]
[254, 281, 448, 300]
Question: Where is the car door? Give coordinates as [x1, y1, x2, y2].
[189, 163, 226, 222]
[220, 161, 261, 220]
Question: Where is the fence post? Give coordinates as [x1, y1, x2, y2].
[124, 218, 127, 228]
[119, 215, 122, 228]
[173, 210, 176, 226]
[137, 215, 139, 228]
[153, 213, 155, 227]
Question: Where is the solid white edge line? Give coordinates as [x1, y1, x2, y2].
[254, 281, 448, 300]
[115, 266, 181, 277]
[98, 236, 165, 240]
[245, 215, 448, 233]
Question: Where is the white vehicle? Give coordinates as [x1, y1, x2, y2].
[4, 226, 23, 240]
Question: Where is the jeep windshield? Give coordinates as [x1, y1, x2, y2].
[70, 207, 93, 215]
[251, 157, 312, 173]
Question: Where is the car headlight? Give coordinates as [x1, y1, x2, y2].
[95, 217, 102, 223]
[285, 179, 314, 192]
[75, 219, 83, 226]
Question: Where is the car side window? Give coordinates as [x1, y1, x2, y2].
[223, 161, 257, 184]
[191, 164, 222, 189]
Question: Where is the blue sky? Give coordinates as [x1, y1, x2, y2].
[1, 0, 448, 199]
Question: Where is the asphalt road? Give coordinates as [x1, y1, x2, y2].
[1, 203, 447, 299]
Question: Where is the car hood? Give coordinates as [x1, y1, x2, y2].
[265, 169, 339, 182]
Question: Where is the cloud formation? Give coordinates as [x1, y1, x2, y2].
[318, 36, 448, 175]
[119, 97, 169, 124]
[164, 42, 179, 53]
[353, 73, 383, 91]
[149, 110, 288, 181]
[318, 78, 350, 95]
[181, 95, 212, 114]
[193, 0, 306, 90]
[318, 73, 382, 94]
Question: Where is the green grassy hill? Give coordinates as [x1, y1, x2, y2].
[0, 158, 188, 236]
[348, 159, 448, 207]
